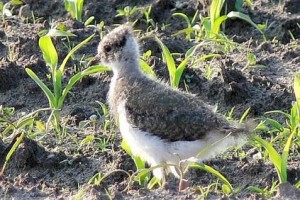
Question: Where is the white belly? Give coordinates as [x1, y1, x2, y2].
[117, 101, 244, 180]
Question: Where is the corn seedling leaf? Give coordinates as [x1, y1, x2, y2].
[121, 139, 132, 155]
[175, 55, 192, 87]
[80, 135, 95, 147]
[265, 110, 291, 120]
[25, 68, 55, 108]
[54, 69, 63, 106]
[1, 124, 15, 137]
[16, 117, 34, 129]
[227, 11, 263, 34]
[58, 65, 109, 108]
[239, 107, 251, 123]
[139, 59, 156, 78]
[264, 118, 284, 132]
[251, 135, 283, 183]
[1, 132, 25, 175]
[75, 0, 84, 21]
[46, 29, 76, 37]
[172, 13, 191, 28]
[59, 34, 95, 72]
[211, 15, 227, 37]
[36, 121, 46, 131]
[190, 162, 232, 190]
[210, 0, 225, 24]
[294, 74, 300, 109]
[84, 16, 95, 26]
[147, 177, 161, 189]
[222, 184, 232, 195]
[39, 36, 58, 70]
[155, 37, 176, 86]
[281, 129, 296, 183]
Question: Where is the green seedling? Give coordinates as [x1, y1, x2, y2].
[121, 139, 152, 187]
[116, 6, 140, 25]
[88, 169, 130, 186]
[26, 34, 110, 134]
[140, 50, 156, 78]
[38, 22, 76, 37]
[0, 132, 24, 175]
[199, 0, 263, 39]
[0, 108, 49, 174]
[247, 180, 278, 198]
[64, 0, 85, 22]
[155, 37, 200, 87]
[141, 5, 155, 30]
[84, 16, 94, 26]
[251, 74, 300, 184]
[172, 10, 200, 41]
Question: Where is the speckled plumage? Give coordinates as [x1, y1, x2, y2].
[94, 25, 253, 183]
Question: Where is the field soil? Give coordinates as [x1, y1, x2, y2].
[0, 0, 300, 199]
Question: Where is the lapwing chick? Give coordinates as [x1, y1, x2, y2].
[94, 25, 253, 190]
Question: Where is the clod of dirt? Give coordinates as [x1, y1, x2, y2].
[272, 182, 300, 200]
[284, 0, 300, 14]
[0, 134, 68, 171]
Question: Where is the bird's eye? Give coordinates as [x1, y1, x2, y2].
[104, 45, 112, 52]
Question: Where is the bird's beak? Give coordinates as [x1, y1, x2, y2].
[87, 55, 101, 67]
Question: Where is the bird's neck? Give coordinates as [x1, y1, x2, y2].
[112, 58, 142, 79]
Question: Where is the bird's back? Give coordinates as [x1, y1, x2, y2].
[109, 74, 234, 142]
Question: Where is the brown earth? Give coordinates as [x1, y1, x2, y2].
[0, 0, 299, 199]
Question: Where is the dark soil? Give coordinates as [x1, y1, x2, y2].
[0, 0, 299, 199]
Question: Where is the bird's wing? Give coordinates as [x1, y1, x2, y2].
[124, 82, 229, 142]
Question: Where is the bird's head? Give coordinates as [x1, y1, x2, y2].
[92, 25, 140, 76]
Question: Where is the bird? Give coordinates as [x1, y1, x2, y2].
[91, 24, 254, 189]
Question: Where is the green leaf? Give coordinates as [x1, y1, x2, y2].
[10, 0, 24, 6]
[235, 0, 246, 12]
[1, 132, 25, 175]
[121, 139, 132, 155]
[147, 177, 161, 189]
[251, 135, 283, 183]
[264, 118, 284, 132]
[190, 162, 232, 190]
[227, 11, 263, 34]
[36, 121, 46, 131]
[239, 107, 251, 123]
[222, 184, 232, 195]
[84, 16, 95, 26]
[16, 117, 34, 129]
[211, 15, 228, 37]
[25, 68, 56, 108]
[210, 0, 225, 24]
[53, 69, 63, 106]
[175, 55, 193, 87]
[172, 13, 191, 28]
[155, 37, 176, 86]
[281, 129, 296, 183]
[294, 74, 300, 109]
[80, 135, 95, 147]
[75, 0, 84, 21]
[139, 59, 156, 78]
[39, 36, 58, 70]
[46, 29, 77, 37]
[59, 34, 95, 72]
[58, 65, 110, 108]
